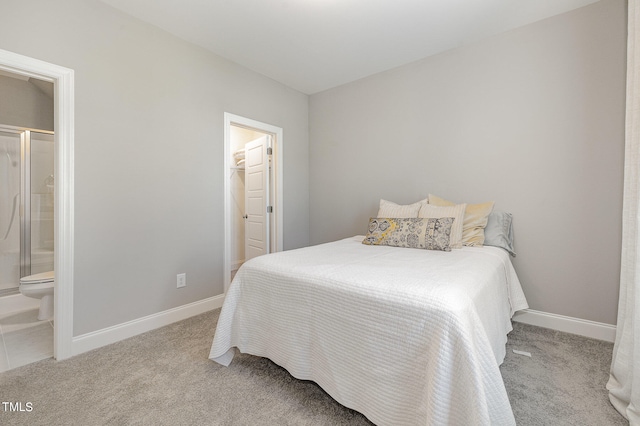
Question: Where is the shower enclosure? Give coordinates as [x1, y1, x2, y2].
[0, 125, 54, 297]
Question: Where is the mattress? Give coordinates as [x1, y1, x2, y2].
[210, 236, 528, 425]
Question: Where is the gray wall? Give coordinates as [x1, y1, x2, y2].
[309, 0, 626, 325]
[0, 75, 53, 130]
[0, 0, 309, 335]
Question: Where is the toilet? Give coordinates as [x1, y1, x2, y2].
[19, 271, 54, 321]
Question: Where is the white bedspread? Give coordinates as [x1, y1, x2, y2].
[210, 236, 528, 426]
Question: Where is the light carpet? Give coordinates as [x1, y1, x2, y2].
[0, 309, 627, 425]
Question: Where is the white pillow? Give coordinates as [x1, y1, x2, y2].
[377, 198, 427, 218]
[418, 203, 466, 249]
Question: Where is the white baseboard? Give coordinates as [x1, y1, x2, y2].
[70, 294, 224, 357]
[512, 309, 616, 343]
[0, 293, 40, 315]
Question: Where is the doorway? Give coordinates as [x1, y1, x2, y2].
[0, 49, 75, 360]
[224, 113, 283, 293]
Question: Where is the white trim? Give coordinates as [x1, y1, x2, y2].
[512, 309, 617, 342]
[71, 295, 224, 356]
[0, 49, 75, 360]
[223, 113, 284, 293]
[0, 293, 40, 315]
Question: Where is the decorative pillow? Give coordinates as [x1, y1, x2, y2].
[428, 194, 494, 246]
[418, 203, 466, 249]
[484, 211, 516, 256]
[362, 217, 454, 251]
[377, 198, 427, 218]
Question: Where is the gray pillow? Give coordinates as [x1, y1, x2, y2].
[483, 211, 515, 256]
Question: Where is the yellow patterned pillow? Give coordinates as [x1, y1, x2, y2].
[362, 217, 454, 251]
[428, 194, 495, 246]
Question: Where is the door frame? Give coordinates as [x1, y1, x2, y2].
[0, 49, 75, 360]
[224, 113, 283, 293]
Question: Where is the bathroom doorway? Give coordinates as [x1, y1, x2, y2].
[0, 70, 55, 371]
[224, 113, 283, 293]
[0, 48, 75, 362]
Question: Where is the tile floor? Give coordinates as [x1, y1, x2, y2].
[0, 308, 53, 372]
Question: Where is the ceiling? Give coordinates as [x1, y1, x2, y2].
[99, 0, 599, 95]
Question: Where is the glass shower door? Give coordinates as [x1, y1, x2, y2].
[0, 129, 54, 295]
[29, 132, 54, 275]
[0, 131, 21, 296]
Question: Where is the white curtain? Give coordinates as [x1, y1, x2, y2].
[608, 1, 640, 424]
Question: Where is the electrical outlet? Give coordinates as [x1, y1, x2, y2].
[177, 273, 186, 288]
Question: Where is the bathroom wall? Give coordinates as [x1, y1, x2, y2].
[0, 74, 53, 131]
[0, 0, 310, 336]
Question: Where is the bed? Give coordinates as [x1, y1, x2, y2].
[209, 235, 528, 425]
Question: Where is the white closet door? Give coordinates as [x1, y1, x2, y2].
[244, 136, 270, 261]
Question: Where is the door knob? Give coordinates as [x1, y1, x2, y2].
[243, 214, 248, 219]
